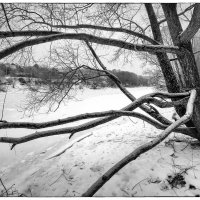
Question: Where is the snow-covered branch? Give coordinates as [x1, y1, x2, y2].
[0, 31, 62, 38]
[0, 90, 196, 148]
[85, 41, 182, 126]
[0, 95, 189, 130]
[82, 89, 197, 197]
[0, 33, 180, 60]
[22, 22, 158, 45]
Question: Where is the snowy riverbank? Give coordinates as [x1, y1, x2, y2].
[1, 86, 200, 196]
[0, 86, 154, 168]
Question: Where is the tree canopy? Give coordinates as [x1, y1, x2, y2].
[1, 3, 200, 196]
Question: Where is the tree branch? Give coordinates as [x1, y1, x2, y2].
[24, 22, 158, 44]
[0, 91, 196, 147]
[158, 3, 195, 25]
[85, 41, 173, 126]
[82, 89, 197, 196]
[0, 33, 180, 60]
[0, 30, 62, 38]
[0, 178, 8, 196]
[0, 109, 197, 147]
[0, 96, 189, 130]
[1, 87, 8, 121]
[1, 3, 13, 33]
[180, 4, 200, 43]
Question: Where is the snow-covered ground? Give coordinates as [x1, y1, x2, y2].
[1, 86, 200, 197]
[0, 86, 154, 168]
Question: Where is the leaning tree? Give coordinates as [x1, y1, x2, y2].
[0, 3, 200, 196]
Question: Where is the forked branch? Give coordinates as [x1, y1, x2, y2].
[17, 22, 159, 44]
[180, 4, 200, 43]
[82, 89, 197, 196]
[1, 3, 13, 32]
[0, 95, 189, 130]
[0, 90, 196, 147]
[0, 33, 180, 60]
[158, 4, 195, 25]
[85, 41, 175, 126]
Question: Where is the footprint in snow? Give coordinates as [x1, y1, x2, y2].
[90, 165, 103, 172]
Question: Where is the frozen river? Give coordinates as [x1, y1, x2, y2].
[0, 86, 154, 169]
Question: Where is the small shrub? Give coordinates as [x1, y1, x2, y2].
[18, 77, 26, 85]
[5, 77, 13, 85]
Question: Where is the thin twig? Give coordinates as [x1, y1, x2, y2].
[48, 133, 93, 159]
[1, 86, 8, 121]
[132, 178, 148, 191]
[0, 178, 8, 196]
[128, 116, 137, 124]
[1, 3, 13, 32]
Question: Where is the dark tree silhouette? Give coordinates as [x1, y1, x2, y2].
[0, 3, 200, 196]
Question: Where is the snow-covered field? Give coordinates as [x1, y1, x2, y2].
[0, 86, 154, 168]
[1, 86, 200, 197]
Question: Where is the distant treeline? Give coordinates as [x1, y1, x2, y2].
[107, 69, 149, 88]
[0, 63, 151, 89]
[81, 69, 150, 89]
[0, 63, 60, 80]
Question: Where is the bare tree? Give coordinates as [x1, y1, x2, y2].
[0, 3, 200, 196]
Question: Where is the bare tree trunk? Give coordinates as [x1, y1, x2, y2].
[162, 3, 200, 140]
[173, 58, 185, 87]
[145, 4, 180, 93]
[145, 4, 194, 128]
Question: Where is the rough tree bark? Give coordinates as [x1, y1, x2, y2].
[0, 3, 200, 197]
[162, 3, 200, 140]
[145, 3, 195, 128]
[145, 4, 181, 93]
